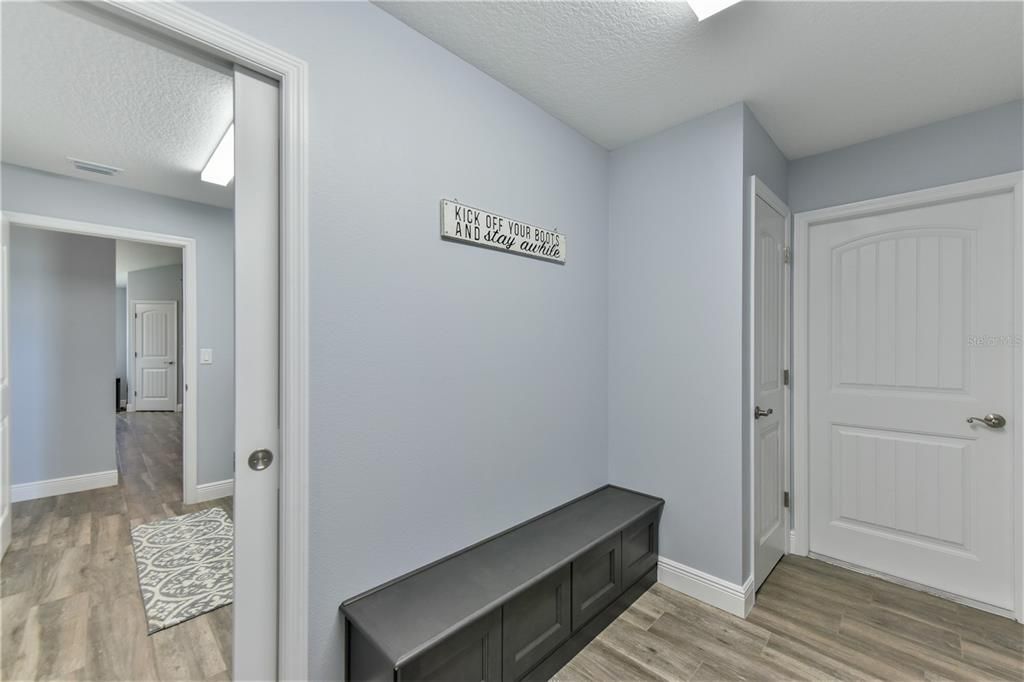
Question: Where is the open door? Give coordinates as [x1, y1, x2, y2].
[752, 178, 791, 591]
[0, 215, 10, 557]
[232, 66, 280, 679]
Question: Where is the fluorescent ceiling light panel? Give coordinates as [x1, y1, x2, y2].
[201, 123, 234, 186]
[688, 0, 743, 21]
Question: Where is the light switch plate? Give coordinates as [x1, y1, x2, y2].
[200, 348, 214, 365]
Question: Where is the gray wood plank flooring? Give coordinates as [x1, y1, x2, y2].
[4, 414, 1021, 680]
[1, 412, 232, 681]
[555, 556, 1023, 681]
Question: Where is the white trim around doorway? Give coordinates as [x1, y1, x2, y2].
[791, 171, 1024, 622]
[100, 2, 311, 676]
[2, 212, 203, 507]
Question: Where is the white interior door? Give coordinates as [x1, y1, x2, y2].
[133, 301, 177, 411]
[1, 216, 10, 557]
[808, 189, 1016, 611]
[753, 183, 790, 590]
[232, 66, 280, 680]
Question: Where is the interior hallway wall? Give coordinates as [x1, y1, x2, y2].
[788, 99, 1023, 212]
[1, 163, 234, 486]
[126, 264, 184, 407]
[188, 3, 610, 678]
[10, 226, 115, 485]
[607, 103, 747, 585]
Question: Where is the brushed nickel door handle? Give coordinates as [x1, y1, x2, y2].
[755, 406, 773, 420]
[966, 413, 1006, 429]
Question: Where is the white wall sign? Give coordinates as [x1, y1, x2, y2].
[441, 200, 566, 264]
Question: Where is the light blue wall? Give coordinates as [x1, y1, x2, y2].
[740, 106, 789, 581]
[788, 100, 1023, 213]
[115, 287, 127, 404]
[10, 227, 115, 485]
[127, 264, 184, 406]
[2, 164, 234, 485]
[189, 3, 610, 678]
[607, 103, 746, 584]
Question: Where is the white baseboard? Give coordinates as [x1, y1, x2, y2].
[658, 556, 754, 618]
[175, 403, 183, 413]
[11, 469, 119, 502]
[193, 478, 234, 503]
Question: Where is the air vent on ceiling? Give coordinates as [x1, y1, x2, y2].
[67, 157, 123, 176]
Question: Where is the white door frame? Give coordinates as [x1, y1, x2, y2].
[99, 2, 310, 676]
[2, 213, 208, 507]
[132, 300, 179, 413]
[791, 171, 1024, 622]
[746, 176, 792, 587]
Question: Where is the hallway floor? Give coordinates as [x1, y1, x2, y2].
[556, 554, 1023, 681]
[1, 412, 232, 681]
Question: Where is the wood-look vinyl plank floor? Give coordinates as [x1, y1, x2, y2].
[1, 412, 232, 682]
[556, 555, 1024, 681]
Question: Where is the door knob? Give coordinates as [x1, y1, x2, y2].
[754, 406, 773, 420]
[966, 413, 1006, 429]
[248, 449, 274, 471]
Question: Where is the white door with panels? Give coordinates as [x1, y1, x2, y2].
[752, 180, 790, 591]
[807, 187, 1016, 611]
[133, 301, 177, 412]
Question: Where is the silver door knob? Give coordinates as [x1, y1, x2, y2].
[754, 406, 773, 420]
[248, 449, 274, 471]
[966, 413, 1006, 429]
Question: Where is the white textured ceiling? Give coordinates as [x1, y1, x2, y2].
[116, 240, 182, 287]
[378, 1, 1024, 157]
[2, 2, 233, 207]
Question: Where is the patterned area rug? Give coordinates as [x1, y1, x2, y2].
[130, 507, 234, 634]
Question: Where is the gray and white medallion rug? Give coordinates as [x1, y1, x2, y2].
[130, 507, 234, 634]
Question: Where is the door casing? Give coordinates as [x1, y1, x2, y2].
[791, 171, 1024, 622]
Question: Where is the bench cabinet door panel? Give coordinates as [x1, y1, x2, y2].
[502, 566, 571, 680]
[571, 534, 622, 631]
[621, 512, 659, 588]
[398, 611, 501, 682]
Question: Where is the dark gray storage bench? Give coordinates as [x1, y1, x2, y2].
[341, 485, 663, 681]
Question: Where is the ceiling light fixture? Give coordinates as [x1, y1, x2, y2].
[201, 123, 234, 186]
[688, 0, 743, 21]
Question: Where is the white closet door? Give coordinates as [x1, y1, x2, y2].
[753, 189, 789, 591]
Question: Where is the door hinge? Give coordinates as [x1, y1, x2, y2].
[133, 390, 137, 397]
[783, 246, 791, 264]
[134, 352, 138, 358]
[783, 369, 790, 386]
[134, 313, 138, 319]
[783, 491, 790, 508]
